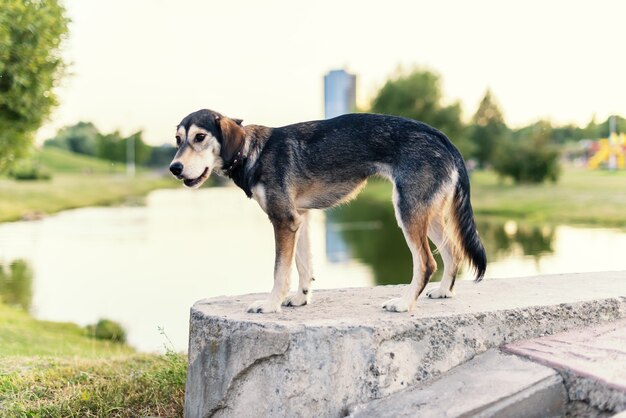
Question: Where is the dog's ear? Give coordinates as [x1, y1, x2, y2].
[217, 116, 245, 163]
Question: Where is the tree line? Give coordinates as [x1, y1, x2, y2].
[43, 122, 175, 168]
[369, 69, 624, 183]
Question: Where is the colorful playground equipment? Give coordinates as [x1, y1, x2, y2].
[588, 116, 626, 170]
[588, 132, 626, 169]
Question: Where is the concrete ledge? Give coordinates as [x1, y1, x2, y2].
[185, 271, 626, 417]
[348, 349, 566, 418]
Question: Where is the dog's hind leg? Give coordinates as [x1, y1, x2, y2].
[247, 211, 301, 314]
[383, 183, 437, 312]
[284, 211, 313, 307]
[426, 214, 461, 299]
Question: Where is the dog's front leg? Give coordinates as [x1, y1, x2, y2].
[284, 211, 313, 307]
[247, 215, 299, 313]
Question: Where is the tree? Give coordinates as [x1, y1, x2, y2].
[96, 130, 152, 166]
[44, 121, 100, 156]
[493, 121, 560, 184]
[147, 144, 176, 168]
[469, 90, 509, 168]
[369, 69, 472, 157]
[0, 0, 68, 173]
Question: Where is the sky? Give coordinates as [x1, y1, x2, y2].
[38, 0, 626, 145]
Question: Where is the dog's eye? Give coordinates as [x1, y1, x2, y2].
[195, 133, 206, 143]
[175, 135, 181, 147]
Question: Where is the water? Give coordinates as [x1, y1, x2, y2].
[1, 187, 625, 352]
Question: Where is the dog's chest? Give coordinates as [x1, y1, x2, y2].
[251, 183, 268, 212]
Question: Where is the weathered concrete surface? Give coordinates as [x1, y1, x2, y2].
[185, 271, 626, 418]
[505, 318, 626, 413]
[349, 349, 566, 418]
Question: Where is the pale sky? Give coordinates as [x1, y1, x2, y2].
[38, 0, 626, 145]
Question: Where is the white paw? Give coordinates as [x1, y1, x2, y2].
[382, 297, 413, 313]
[246, 300, 281, 314]
[282, 292, 311, 307]
[426, 287, 454, 299]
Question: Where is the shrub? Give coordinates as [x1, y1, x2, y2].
[493, 140, 560, 184]
[8, 160, 52, 181]
[86, 319, 127, 343]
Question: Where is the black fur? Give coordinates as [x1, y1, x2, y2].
[235, 114, 457, 206]
[453, 170, 487, 281]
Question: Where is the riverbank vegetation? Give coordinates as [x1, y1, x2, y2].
[0, 148, 176, 223]
[0, 303, 186, 417]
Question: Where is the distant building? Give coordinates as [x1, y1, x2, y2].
[324, 69, 356, 119]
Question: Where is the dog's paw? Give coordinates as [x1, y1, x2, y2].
[246, 300, 281, 314]
[282, 292, 311, 307]
[382, 297, 413, 313]
[426, 287, 455, 299]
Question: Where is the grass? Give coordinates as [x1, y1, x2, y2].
[0, 174, 177, 223]
[32, 147, 126, 174]
[358, 168, 626, 228]
[0, 304, 134, 358]
[0, 354, 186, 417]
[0, 304, 186, 417]
[0, 148, 177, 223]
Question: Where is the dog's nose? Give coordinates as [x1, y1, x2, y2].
[170, 162, 184, 177]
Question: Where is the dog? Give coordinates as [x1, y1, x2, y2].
[170, 109, 486, 313]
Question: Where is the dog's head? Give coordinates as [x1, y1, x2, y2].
[169, 109, 245, 188]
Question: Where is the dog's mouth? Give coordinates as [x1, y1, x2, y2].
[183, 167, 209, 188]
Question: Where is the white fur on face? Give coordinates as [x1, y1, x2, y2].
[171, 124, 222, 188]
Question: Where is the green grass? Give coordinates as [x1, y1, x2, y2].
[0, 354, 186, 417]
[33, 147, 126, 174]
[0, 304, 186, 417]
[0, 148, 178, 223]
[0, 174, 177, 223]
[358, 168, 626, 228]
[0, 304, 134, 358]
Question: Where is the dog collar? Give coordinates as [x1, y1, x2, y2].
[223, 149, 245, 176]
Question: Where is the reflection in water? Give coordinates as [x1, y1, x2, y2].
[0, 259, 33, 311]
[328, 195, 556, 285]
[478, 221, 555, 262]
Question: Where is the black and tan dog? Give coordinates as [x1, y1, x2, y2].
[170, 109, 486, 313]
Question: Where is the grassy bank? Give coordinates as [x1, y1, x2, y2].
[359, 168, 626, 227]
[0, 304, 186, 417]
[0, 149, 186, 416]
[0, 174, 177, 223]
[0, 304, 133, 358]
[0, 148, 177, 223]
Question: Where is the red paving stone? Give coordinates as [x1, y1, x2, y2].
[505, 318, 626, 391]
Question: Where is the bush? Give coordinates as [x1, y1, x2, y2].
[8, 160, 52, 181]
[493, 140, 560, 184]
[86, 319, 127, 343]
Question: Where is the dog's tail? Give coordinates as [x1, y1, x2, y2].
[451, 168, 487, 282]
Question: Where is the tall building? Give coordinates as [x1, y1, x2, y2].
[324, 69, 356, 119]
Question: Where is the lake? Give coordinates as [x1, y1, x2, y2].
[1, 186, 625, 352]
